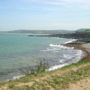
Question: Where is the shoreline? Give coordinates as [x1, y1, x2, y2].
[0, 40, 90, 90]
[0, 39, 89, 82]
[64, 40, 90, 61]
[12, 40, 86, 80]
[48, 40, 86, 71]
[12, 40, 88, 78]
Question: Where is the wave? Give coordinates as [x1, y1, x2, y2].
[65, 39, 77, 44]
[41, 39, 84, 71]
[74, 50, 84, 62]
[49, 44, 74, 49]
[41, 39, 77, 52]
[48, 50, 84, 71]
[12, 75, 25, 80]
[5, 50, 84, 81]
[48, 63, 69, 71]
[63, 54, 73, 59]
[41, 48, 60, 52]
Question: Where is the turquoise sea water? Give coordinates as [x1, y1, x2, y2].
[0, 34, 82, 81]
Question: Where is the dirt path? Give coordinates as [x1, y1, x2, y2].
[67, 77, 90, 90]
[0, 63, 90, 90]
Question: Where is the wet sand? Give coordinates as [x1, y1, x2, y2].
[64, 41, 90, 61]
[83, 43, 90, 53]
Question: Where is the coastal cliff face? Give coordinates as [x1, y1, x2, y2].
[49, 33, 90, 39]
[46, 29, 90, 43]
[60, 33, 90, 39]
[29, 29, 90, 39]
[50, 29, 90, 38]
[28, 29, 90, 43]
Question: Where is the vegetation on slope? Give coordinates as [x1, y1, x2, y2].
[0, 61, 90, 90]
[76, 29, 90, 34]
[83, 29, 90, 32]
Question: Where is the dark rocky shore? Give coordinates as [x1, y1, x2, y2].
[28, 29, 90, 43]
[64, 40, 90, 61]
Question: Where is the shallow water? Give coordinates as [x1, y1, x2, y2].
[0, 33, 82, 81]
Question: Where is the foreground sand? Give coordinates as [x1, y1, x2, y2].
[83, 43, 90, 53]
[65, 43, 90, 90]
[67, 77, 90, 90]
[0, 62, 90, 90]
[0, 43, 90, 90]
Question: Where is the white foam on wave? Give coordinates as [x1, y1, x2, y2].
[4, 74, 25, 82]
[48, 50, 84, 71]
[63, 54, 73, 59]
[74, 50, 84, 63]
[42, 39, 84, 71]
[48, 63, 69, 71]
[41, 44, 74, 52]
[13, 75, 25, 80]
[59, 59, 64, 63]
[41, 48, 60, 52]
[41, 39, 77, 52]
[65, 39, 77, 44]
[49, 44, 62, 47]
[49, 44, 74, 49]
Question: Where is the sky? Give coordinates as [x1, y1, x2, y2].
[0, 0, 90, 31]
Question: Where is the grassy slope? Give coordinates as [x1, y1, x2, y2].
[0, 61, 90, 90]
[77, 29, 90, 33]
[76, 29, 90, 43]
[84, 29, 90, 32]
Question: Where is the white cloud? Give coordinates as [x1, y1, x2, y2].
[80, 5, 90, 10]
[63, 0, 90, 3]
[21, 0, 90, 11]
[24, 0, 90, 3]
[23, 0, 90, 8]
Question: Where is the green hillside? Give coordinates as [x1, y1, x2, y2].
[84, 29, 90, 32]
[76, 29, 90, 33]
[0, 61, 90, 90]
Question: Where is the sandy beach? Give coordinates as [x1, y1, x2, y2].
[83, 43, 90, 53]
[64, 41, 90, 61]
[64, 42, 90, 90]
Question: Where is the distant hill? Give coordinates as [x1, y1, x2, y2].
[6, 30, 74, 34]
[45, 29, 90, 42]
[76, 28, 88, 32]
[76, 29, 90, 33]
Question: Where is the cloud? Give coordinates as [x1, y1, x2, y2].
[80, 5, 90, 10]
[20, 0, 90, 11]
[24, 0, 90, 3]
[63, 0, 90, 3]
[22, 0, 90, 9]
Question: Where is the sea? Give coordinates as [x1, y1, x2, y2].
[0, 33, 83, 81]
